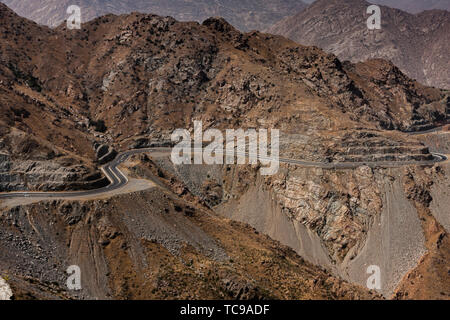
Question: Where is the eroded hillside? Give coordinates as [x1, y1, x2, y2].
[149, 144, 450, 298]
[0, 157, 379, 300]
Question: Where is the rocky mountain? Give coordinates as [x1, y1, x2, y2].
[0, 0, 307, 31]
[0, 2, 449, 299]
[370, 0, 450, 13]
[0, 0, 447, 192]
[267, 0, 450, 90]
[302, 0, 450, 13]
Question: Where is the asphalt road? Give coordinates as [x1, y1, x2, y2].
[0, 147, 447, 200]
[407, 126, 444, 135]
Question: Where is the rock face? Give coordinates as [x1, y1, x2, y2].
[156, 154, 448, 298]
[0, 0, 307, 32]
[0, 129, 107, 192]
[219, 165, 426, 297]
[0, 156, 107, 192]
[267, 0, 450, 90]
[94, 143, 117, 165]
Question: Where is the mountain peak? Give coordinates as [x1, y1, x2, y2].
[202, 17, 238, 34]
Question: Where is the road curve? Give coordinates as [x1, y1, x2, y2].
[0, 147, 447, 200]
[407, 126, 444, 135]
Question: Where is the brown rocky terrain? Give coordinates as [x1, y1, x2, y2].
[268, 0, 450, 90]
[415, 129, 450, 154]
[0, 2, 448, 299]
[142, 145, 450, 298]
[0, 0, 307, 32]
[1, 1, 447, 192]
[0, 156, 379, 300]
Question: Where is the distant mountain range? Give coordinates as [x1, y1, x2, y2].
[5, 0, 447, 90]
[0, 0, 307, 31]
[267, 0, 450, 89]
[370, 0, 450, 13]
[302, 0, 450, 13]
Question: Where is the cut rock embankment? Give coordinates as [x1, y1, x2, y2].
[218, 166, 429, 297]
[0, 154, 107, 192]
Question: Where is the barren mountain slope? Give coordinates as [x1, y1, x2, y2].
[0, 5, 108, 191]
[0, 0, 307, 32]
[267, 0, 450, 89]
[2, 2, 447, 136]
[370, 0, 450, 13]
[0, 156, 379, 300]
[144, 142, 450, 298]
[1, 1, 447, 188]
[0, 0, 448, 200]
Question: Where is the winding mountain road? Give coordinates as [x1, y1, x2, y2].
[0, 146, 447, 200]
[407, 126, 444, 135]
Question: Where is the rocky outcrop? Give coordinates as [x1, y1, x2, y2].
[0, 126, 107, 192]
[327, 130, 434, 162]
[94, 143, 117, 165]
[0, 153, 107, 192]
[149, 152, 439, 297]
[215, 164, 430, 297]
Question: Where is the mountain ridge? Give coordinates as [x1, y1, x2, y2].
[0, 0, 308, 32]
[370, 0, 450, 13]
[267, 0, 450, 90]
